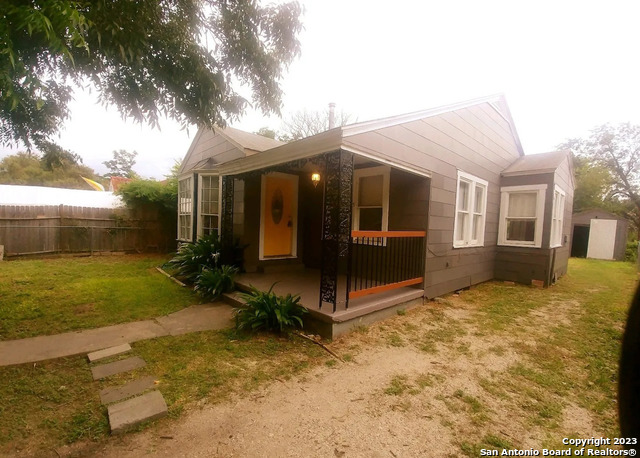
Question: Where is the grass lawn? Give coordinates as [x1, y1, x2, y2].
[0, 257, 636, 456]
[0, 255, 198, 340]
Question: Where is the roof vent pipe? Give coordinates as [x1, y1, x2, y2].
[328, 102, 336, 129]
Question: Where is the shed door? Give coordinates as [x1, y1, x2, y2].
[586, 219, 617, 260]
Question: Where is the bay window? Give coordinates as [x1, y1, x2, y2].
[498, 184, 547, 247]
[550, 186, 566, 247]
[199, 174, 219, 237]
[178, 176, 193, 241]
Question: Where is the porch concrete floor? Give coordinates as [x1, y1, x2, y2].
[235, 268, 424, 324]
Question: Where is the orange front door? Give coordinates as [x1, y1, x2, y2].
[262, 174, 297, 257]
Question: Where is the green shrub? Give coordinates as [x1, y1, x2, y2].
[194, 265, 239, 300]
[235, 284, 308, 333]
[625, 240, 638, 263]
[165, 234, 221, 283]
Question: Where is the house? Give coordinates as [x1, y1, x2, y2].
[571, 209, 628, 260]
[178, 94, 574, 337]
[108, 176, 133, 192]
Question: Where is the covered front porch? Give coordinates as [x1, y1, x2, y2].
[219, 149, 430, 336]
[233, 267, 425, 337]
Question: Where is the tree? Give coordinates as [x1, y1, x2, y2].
[0, 152, 100, 189]
[255, 127, 277, 139]
[278, 107, 354, 142]
[103, 149, 138, 178]
[571, 153, 614, 212]
[1, 1, 303, 150]
[39, 142, 83, 171]
[560, 123, 640, 233]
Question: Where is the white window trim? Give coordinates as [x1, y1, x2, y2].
[352, 165, 390, 232]
[197, 173, 220, 238]
[453, 170, 488, 248]
[498, 184, 547, 248]
[177, 176, 194, 242]
[550, 185, 566, 248]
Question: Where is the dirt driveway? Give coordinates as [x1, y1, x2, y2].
[71, 287, 612, 458]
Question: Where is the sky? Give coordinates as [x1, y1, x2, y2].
[2, 0, 640, 179]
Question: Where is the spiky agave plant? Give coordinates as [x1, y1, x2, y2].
[194, 265, 239, 300]
[235, 283, 307, 333]
[165, 233, 221, 283]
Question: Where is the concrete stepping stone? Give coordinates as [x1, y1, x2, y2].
[100, 375, 157, 405]
[91, 356, 146, 380]
[87, 343, 132, 363]
[108, 390, 168, 434]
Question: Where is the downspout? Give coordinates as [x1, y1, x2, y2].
[549, 248, 557, 286]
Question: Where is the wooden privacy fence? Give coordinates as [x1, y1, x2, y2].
[0, 205, 176, 258]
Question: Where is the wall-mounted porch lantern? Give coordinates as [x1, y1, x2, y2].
[311, 173, 321, 188]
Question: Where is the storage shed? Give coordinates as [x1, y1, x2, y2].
[571, 209, 628, 261]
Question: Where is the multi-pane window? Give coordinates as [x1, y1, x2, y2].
[498, 184, 547, 248]
[199, 175, 219, 237]
[453, 171, 487, 247]
[178, 177, 193, 241]
[550, 186, 565, 247]
[353, 166, 390, 232]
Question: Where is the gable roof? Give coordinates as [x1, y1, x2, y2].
[340, 93, 524, 156]
[219, 126, 284, 154]
[180, 126, 284, 174]
[216, 94, 524, 177]
[501, 150, 571, 176]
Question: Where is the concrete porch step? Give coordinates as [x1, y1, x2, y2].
[222, 290, 247, 308]
[259, 261, 305, 274]
[107, 390, 168, 434]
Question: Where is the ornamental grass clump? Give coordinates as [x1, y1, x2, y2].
[235, 284, 308, 333]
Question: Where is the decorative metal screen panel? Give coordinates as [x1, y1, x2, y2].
[319, 150, 353, 311]
[220, 175, 234, 264]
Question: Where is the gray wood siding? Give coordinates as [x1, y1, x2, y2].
[553, 156, 574, 278]
[181, 130, 244, 173]
[495, 247, 551, 285]
[343, 101, 521, 298]
[388, 169, 429, 231]
[497, 157, 576, 286]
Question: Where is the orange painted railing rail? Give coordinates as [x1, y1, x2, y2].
[351, 230, 426, 238]
[349, 277, 423, 299]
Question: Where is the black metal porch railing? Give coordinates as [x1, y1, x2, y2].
[347, 231, 426, 307]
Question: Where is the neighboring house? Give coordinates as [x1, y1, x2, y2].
[178, 94, 574, 336]
[108, 176, 133, 192]
[571, 209, 628, 261]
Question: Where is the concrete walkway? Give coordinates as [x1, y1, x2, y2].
[0, 303, 234, 367]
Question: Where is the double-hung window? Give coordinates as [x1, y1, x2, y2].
[178, 176, 193, 241]
[352, 166, 390, 232]
[199, 174, 219, 237]
[498, 184, 547, 247]
[550, 186, 565, 247]
[453, 171, 488, 247]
